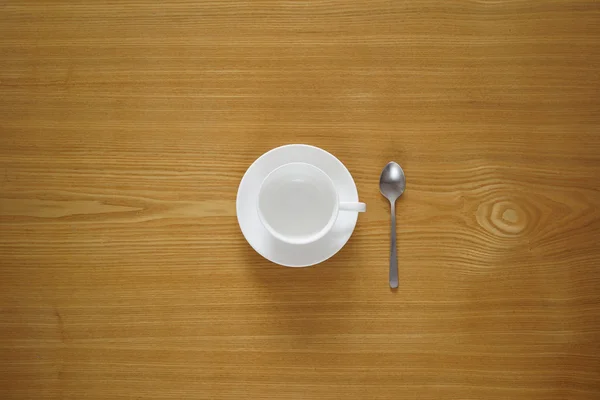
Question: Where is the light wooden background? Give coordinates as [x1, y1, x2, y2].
[1, 1, 600, 399]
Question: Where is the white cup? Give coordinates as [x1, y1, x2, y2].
[257, 162, 366, 245]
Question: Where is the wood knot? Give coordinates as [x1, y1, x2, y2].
[476, 198, 537, 237]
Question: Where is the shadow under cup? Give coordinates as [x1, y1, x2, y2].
[257, 162, 339, 245]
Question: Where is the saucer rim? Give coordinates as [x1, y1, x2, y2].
[236, 144, 359, 267]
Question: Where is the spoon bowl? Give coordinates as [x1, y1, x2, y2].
[380, 162, 406, 201]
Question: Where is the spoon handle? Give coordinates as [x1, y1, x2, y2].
[389, 201, 398, 288]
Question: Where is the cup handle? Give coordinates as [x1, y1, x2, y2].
[339, 202, 366, 213]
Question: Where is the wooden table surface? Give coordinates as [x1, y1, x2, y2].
[2, 1, 600, 399]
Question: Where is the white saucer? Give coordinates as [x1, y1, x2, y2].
[236, 144, 360, 267]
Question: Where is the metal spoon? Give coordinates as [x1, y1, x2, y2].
[379, 162, 406, 288]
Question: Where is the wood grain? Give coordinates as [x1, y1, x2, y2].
[1, 1, 600, 399]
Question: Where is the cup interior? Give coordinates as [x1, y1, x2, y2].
[258, 162, 338, 244]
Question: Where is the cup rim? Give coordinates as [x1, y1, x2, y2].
[257, 162, 339, 245]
